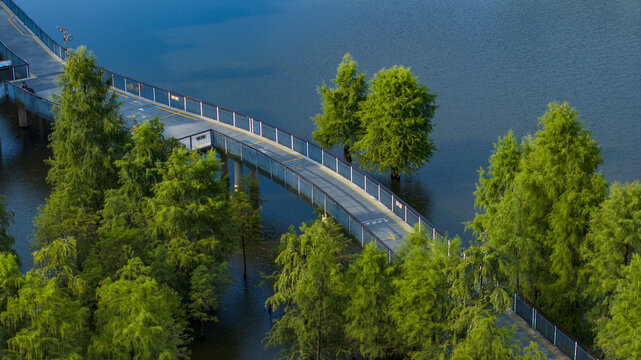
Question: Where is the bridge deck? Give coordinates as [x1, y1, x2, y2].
[0, 0, 411, 254]
[0, 3, 568, 359]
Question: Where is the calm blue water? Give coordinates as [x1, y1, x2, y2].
[2, 0, 640, 358]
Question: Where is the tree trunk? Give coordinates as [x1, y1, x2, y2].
[343, 146, 352, 163]
[391, 167, 401, 183]
[242, 236, 247, 280]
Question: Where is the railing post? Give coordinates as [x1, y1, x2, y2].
[153, 87, 156, 102]
[404, 206, 407, 222]
[323, 196, 327, 216]
[418, 217, 422, 232]
[233, 112, 236, 127]
[12, 67, 15, 80]
[275, 128, 279, 144]
[200, 102, 203, 117]
[216, 106, 220, 122]
[554, 326, 557, 346]
[361, 227, 364, 246]
[249, 117, 253, 133]
[513, 293, 517, 313]
[378, 184, 381, 200]
[433, 227, 436, 240]
[364, 175, 367, 193]
[573, 342, 577, 360]
[290, 134, 294, 150]
[321, 150, 324, 166]
[335, 158, 338, 172]
[297, 176, 300, 195]
[167, 91, 170, 105]
[391, 194, 394, 210]
[124, 78, 127, 92]
[183, 97, 187, 112]
[138, 83, 141, 97]
[260, 122, 263, 136]
[306, 142, 309, 158]
[533, 308, 536, 329]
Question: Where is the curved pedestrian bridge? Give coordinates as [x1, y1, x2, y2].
[0, 2, 577, 358]
[0, 0, 445, 261]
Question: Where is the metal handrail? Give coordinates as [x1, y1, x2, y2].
[0, 0, 67, 61]
[3, 79, 55, 104]
[105, 68, 444, 240]
[178, 128, 397, 260]
[0, 40, 29, 69]
[1, 0, 443, 240]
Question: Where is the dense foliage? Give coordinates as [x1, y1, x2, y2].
[266, 220, 544, 359]
[312, 53, 367, 163]
[312, 55, 437, 181]
[0, 47, 261, 359]
[471, 102, 641, 358]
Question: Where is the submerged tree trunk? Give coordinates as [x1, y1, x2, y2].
[242, 236, 247, 280]
[391, 167, 401, 182]
[343, 146, 352, 163]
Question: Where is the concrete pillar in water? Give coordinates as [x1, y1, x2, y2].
[233, 158, 243, 190]
[17, 102, 28, 128]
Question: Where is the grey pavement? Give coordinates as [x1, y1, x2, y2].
[0, 2, 567, 358]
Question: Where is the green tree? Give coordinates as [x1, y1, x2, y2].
[266, 219, 348, 360]
[188, 261, 228, 338]
[90, 258, 189, 360]
[450, 310, 544, 360]
[0, 253, 22, 344]
[35, 46, 128, 257]
[390, 230, 459, 358]
[0, 195, 14, 254]
[342, 242, 401, 359]
[312, 53, 367, 163]
[594, 254, 641, 359]
[582, 182, 641, 326]
[231, 187, 262, 280]
[1, 239, 89, 359]
[517, 102, 606, 333]
[354, 66, 437, 181]
[470, 102, 607, 336]
[467, 131, 523, 238]
[149, 146, 235, 260]
[46, 45, 128, 209]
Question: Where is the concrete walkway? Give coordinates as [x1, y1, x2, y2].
[0, 2, 569, 358]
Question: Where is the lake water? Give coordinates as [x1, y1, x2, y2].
[2, 0, 640, 358]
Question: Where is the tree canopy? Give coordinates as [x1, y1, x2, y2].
[354, 66, 437, 181]
[312, 53, 367, 163]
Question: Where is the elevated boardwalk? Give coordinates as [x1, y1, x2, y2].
[0, 2, 575, 359]
[0, 0, 442, 260]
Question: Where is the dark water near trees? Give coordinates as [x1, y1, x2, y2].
[2, 0, 640, 358]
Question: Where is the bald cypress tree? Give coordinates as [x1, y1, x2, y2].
[312, 53, 367, 163]
[35, 46, 128, 257]
[354, 66, 437, 181]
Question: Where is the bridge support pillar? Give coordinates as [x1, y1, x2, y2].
[17, 102, 28, 128]
[233, 158, 243, 191]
